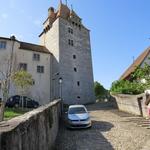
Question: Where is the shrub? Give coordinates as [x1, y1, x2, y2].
[110, 80, 145, 95]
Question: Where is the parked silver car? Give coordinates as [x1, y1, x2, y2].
[66, 105, 91, 129]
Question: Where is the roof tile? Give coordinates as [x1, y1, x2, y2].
[120, 47, 150, 80]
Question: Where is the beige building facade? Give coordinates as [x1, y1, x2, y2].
[0, 37, 52, 105]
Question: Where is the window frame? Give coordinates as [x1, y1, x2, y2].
[74, 67, 77, 72]
[0, 41, 7, 49]
[73, 55, 76, 59]
[68, 39, 74, 46]
[19, 63, 27, 71]
[37, 65, 44, 73]
[33, 53, 40, 61]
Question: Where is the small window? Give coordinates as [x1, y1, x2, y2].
[0, 41, 6, 49]
[68, 39, 71, 45]
[33, 53, 40, 61]
[68, 39, 74, 46]
[32, 79, 35, 85]
[73, 55, 76, 59]
[77, 81, 80, 86]
[71, 40, 74, 46]
[37, 66, 44, 73]
[79, 25, 81, 30]
[19, 63, 27, 71]
[68, 27, 73, 34]
[74, 67, 77, 72]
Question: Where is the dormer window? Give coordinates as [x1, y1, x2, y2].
[0, 41, 6, 49]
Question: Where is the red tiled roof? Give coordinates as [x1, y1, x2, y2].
[120, 47, 150, 80]
[57, 3, 70, 19]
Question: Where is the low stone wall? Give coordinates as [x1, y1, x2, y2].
[112, 94, 148, 117]
[0, 99, 61, 150]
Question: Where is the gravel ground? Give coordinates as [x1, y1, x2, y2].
[54, 103, 150, 150]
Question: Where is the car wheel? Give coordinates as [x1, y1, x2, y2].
[34, 104, 38, 108]
[14, 103, 19, 108]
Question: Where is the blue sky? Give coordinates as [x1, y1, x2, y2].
[0, 0, 150, 89]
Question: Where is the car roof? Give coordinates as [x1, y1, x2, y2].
[69, 105, 86, 108]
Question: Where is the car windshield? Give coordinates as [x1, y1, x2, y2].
[68, 107, 86, 114]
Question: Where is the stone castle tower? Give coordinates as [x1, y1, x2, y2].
[39, 2, 95, 104]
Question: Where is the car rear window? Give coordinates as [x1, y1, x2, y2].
[68, 107, 86, 114]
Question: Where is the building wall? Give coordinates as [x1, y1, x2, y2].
[40, 16, 95, 104]
[140, 52, 150, 67]
[16, 49, 51, 105]
[0, 39, 19, 99]
[59, 18, 95, 104]
[0, 39, 51, 105]
[40, 19, 60, 100]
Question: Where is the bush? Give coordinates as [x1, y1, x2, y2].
[110, 80, 145, 95]
[110, 63, 150, 95]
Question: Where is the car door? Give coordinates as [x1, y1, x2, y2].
[23, 97, 28, 107]
[26, 97, 33, 108]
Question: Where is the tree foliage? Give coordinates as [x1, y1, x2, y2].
[12, 70, 34, 90]
[110, 80, 145, 95]
[110, 63, 150, 95]
[94, 81, 108, 98]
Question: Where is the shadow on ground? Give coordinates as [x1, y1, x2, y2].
[86, 101, 117, 112]
[54, 119, 114, 150]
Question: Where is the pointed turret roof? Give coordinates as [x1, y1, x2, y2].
[57, 2, 70, 19]
[70, 10, 81, 19]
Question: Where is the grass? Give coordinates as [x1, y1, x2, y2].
[4, 108, 29, 120]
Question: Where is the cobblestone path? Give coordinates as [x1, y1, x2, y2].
[54, 103, 150, 150]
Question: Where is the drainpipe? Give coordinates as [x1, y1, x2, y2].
[8, 35, 15, 93]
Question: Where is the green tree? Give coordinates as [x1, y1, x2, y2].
[110, 63, 150, 95]
[12, 70, 34, 107]
[94, 81, 108, 99]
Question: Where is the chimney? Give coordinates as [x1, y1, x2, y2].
[10, 35, 16, 40]
[48, 7, 55, 17]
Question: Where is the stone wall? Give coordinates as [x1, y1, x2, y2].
[112, 94, 148, 117]
[0, 99, 61, 150]
[59, 17, 95, 104]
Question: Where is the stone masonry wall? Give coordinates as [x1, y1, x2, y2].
[0, 99, 61, 150]
[113, 94, 148, 117]
[59, 18, 95, 104]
